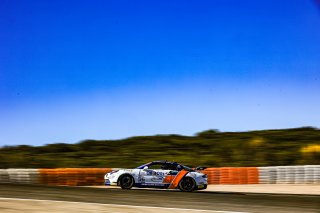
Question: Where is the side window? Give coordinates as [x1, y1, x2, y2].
[148, 164, 163, 170]
[166, 164, 178, 170]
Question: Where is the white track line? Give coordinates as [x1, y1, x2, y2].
[0, 197, 248, 213]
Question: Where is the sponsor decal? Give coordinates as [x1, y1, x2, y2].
[155, 172, 164, 176]
[138, 177, 145, 183]
[168, 170, 189, 189]
[162, 175, 174, 184]
[141, 183, 164, 186]
[146, 170, 165, 176]
[151, 177, 163, 182]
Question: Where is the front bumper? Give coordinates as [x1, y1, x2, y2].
[105, 179, 111, 185]
[104, 179, 117, 186]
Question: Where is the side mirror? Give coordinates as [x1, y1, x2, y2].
[143, 166, 149, 170]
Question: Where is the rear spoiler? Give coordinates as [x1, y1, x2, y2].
[195, 166, 208, 171]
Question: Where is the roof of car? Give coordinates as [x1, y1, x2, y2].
[135, 161, 185, 169]
[151, 160, 177, 164]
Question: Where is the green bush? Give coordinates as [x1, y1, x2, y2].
[0, 127, 319, 168]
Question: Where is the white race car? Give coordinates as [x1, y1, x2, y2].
[104, 160, 208, 192]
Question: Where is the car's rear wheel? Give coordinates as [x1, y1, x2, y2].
[119, 175, 134, 189]
[179, 176, 196, 192]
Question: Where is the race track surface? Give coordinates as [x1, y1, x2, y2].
[0, 184, 319, 213]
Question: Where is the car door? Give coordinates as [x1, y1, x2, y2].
[149, 169, 166, 184]
[138, 164, 169, 186]
[140, 169, 164, 185]
[139, 168, 155, 185]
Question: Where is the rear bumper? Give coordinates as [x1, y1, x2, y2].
[196, 184, 207, 190]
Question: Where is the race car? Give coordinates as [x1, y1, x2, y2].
[104, 160, 208, 192]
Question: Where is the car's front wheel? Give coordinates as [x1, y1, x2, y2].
[179, 176, 196, 192]
[119, 175, 134, 189]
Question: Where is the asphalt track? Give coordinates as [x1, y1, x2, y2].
[0, 184, 319, 213]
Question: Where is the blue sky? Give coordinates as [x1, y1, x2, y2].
[1, 0, 320, 146]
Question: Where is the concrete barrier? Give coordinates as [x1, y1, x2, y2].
[294, 166, 305, 184]
[0, 169, 10, 183]
[39, 168, 112, 186]
[6, 169, 39, 184]
[0, 165, 319, 186]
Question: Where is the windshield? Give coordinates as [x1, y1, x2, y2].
[135, 162, 152, 169]
[136, 162, 195, 171]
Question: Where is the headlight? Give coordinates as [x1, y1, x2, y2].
[202, 174, 207, 178]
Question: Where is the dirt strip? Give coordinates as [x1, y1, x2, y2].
[87, 184, 320, 195]
[0, 184, 319, 213]
[0, 198, 243, 213]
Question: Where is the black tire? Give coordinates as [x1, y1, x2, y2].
[119, 175, 134, 189]
[179, 176, 196, 192]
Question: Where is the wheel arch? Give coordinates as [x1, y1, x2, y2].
[178, 175, 196, 185]
[117, 173, 135, 186]
[178, 176, 196, 192]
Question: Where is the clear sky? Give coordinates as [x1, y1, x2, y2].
[1, 0, 320, 146]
